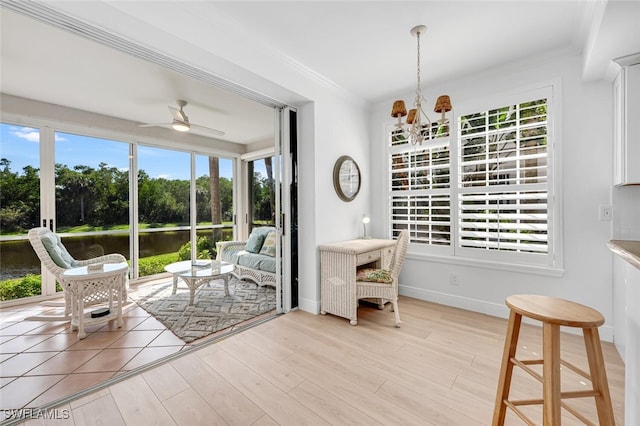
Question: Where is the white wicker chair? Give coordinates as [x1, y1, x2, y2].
[355, 229, 409, 327]
[27, 227, 128, 321]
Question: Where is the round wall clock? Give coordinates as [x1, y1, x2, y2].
[333, 155, 361, 202]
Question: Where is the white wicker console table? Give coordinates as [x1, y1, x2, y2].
[319, 238, 396, 325]
[60, 262, 129, 339]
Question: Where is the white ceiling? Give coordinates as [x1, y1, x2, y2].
[2, 1, 639, 146]
[0, 7, 276, 145]
[210, 0, 589, 103]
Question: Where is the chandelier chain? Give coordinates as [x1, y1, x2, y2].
[415, 29, 422, 104]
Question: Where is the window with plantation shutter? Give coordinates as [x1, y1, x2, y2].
[458, 98, 550, 259]
[389, 126, 452, 247]
[387, 85, 560, 270]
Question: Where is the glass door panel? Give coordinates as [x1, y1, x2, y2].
[248, 157, 276, 231]
[54, 132, 130, 291]
[194, 155, 234, 259]
[0, 123, 42, 301]
[137, 145, 190, 276]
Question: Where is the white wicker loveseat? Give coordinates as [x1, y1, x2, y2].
[216, 226, 276, 287]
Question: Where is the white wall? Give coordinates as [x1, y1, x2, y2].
[370, 53, 617, 340]
[289, 92, 373, 314]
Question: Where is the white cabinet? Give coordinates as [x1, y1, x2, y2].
[614, 63, 640, 185]
[610, 241, 640, 426]
[614, 258, 640, 426]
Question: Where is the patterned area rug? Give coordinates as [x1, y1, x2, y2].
[129, 277, 276, 343]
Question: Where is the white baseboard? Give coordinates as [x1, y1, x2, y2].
[399, 284, 614, 343]
[297, 296, 320, 315]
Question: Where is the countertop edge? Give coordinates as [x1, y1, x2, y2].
[608, 240, 640, 270]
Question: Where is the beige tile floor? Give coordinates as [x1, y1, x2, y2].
[0, 279, 273, 411]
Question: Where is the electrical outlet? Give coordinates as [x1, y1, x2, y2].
[450, 274, 459, 286]
[599, 205, 612, 221]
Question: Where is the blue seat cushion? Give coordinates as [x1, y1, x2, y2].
[258, 256, 276, 273]
[41, 232, 78, 269]
[237, 252, 276, 273]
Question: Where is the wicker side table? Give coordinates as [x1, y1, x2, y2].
[61, 262, 129, 339]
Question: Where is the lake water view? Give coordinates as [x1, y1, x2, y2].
[0, 229, 227, 281]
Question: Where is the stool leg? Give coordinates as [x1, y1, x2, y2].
[492, 310, 522, 426]
[542, 322, 561, 426]
[583, 327, 616, 426]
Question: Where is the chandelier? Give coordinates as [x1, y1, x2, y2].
[391, 25, 452, 145]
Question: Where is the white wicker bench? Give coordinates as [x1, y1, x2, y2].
[216, 240, 276, 287]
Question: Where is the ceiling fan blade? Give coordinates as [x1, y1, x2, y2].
[168, 105, 186, 122]
[140, 101, 223, 136]
[189, 123, 225, 136]
[138, 123, 172, 128]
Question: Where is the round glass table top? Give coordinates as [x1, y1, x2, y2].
[164, 260, 234, 279]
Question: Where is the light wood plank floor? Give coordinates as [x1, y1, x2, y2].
[14, 296, 625, 425]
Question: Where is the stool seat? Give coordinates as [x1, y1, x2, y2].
[493, 294, 615, 426]
[506, 294, 604, 328]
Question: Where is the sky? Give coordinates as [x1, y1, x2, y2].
[0, 123, 269, 180]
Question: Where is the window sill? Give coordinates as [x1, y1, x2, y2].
[405, 251, 564, 277]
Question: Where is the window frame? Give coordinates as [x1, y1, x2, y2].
[386, 83, 563, 276]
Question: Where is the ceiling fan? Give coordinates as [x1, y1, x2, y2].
[139, 100, 225, 136]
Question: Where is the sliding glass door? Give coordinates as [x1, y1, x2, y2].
[194, 154, 234, 259]
[241, 107, 299, 313]
[135, 147, 236, 277]
[54, 131, 131, 286]
[248, 157, 276, 231]
[136, 145, 190, 277]
[0, 123, 43, 301]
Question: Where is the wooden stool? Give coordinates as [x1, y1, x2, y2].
[492, 294, 615, 426]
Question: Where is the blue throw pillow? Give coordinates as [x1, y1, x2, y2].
[245, 233, 266, 253]
[245, 227, 274, 253]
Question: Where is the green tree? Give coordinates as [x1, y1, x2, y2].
[55, 164, 94, 226]
[219, 177, 233, 222]
[1, 156, 234, 234]
[0, 159, 40, 231]
[92, 162, 129, 226]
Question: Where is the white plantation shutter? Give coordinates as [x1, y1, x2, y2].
[390, 193, 451, 245]
[389, 127, 451, 245]
[458, 96, 552, 261]
[458, 190, 548, 252]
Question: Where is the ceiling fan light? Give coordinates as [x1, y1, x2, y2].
[172, 120, 190, 132]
